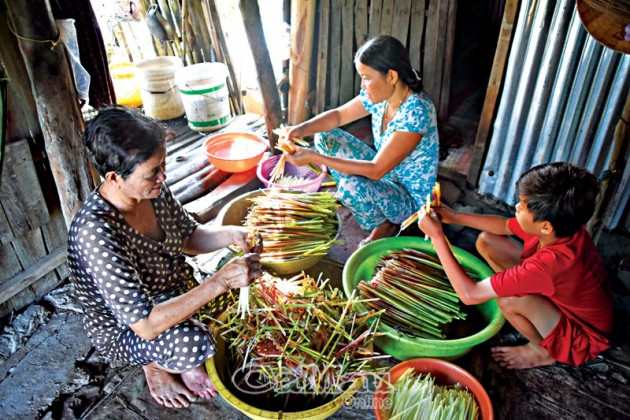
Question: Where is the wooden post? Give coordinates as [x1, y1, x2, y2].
[467, 0, 519, 187]
[5, 0, 94, 227]
[239, 0, 283, 150]
[288, 0, 316, 124]
[588, 90, 630, 241]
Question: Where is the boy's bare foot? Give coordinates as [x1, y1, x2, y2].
[142, 362, 197, 408]
[491, 343, 555, 369]
[181, 364, 218, 399]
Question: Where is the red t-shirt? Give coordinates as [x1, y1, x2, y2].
[490, 218, 613, 364]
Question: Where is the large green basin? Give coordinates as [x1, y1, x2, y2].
[342, 236, 505, 360]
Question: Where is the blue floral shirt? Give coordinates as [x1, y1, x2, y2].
[359, 88, 439, 208]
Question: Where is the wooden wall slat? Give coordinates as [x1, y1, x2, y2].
[0, 9, 40, 142]
[0, 139, 49, 238]
[422, 0, 438, 103]
[0, 205, 13, 245]
[354, 0, 368, 94]
[391, 0, 412, 45]
[409, 0, 426, 72]
[432, 0, 450, 114]
[439, 0, 458, 118]
[368, 0, 382, 40]
[0, 246, 66, 306]
[9, 287, 36, 316]
[41, 207, 70, 280]
[379, 0, 395, 38]
[329, 0, 342, 108]
[0, 241, 22, 281]
[316, 0, 331, 114]
[339, 0, 356, 105]
[288, 0, 317, 124]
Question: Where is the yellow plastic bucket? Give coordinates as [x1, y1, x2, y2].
[109, 63, 142, 108]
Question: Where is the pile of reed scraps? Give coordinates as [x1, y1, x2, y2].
[357, 248, 471, 339]
[385, 368, 479, 420]
[244, 190, 340, 263]
[212, 271, 387, 396]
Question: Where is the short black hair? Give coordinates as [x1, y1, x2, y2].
[516, 162, 600, 237]
[354, 35, 423, 93]
[83, 106, 171, 179]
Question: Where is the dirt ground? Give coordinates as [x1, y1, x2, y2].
[1, 180, 629, 419]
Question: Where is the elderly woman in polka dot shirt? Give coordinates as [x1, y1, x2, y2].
[67, 107, 262, 408]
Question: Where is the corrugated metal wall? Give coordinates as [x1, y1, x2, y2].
[478, 0, 630, 230]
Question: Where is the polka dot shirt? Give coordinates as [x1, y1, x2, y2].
[67, 184, 216, 369]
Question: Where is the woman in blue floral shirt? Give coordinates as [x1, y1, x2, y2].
[285, 35, 439, 246]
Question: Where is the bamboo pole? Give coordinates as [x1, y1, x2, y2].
[239, 0, 283, 150]
[5, 0, 94, 226]
[288, 0, 316, 124]
[189, 0, 213, 62]
[206, 0, 244, 114]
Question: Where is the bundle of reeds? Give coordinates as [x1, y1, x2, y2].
[357, 248, 472, 339]
[212, 271, 387, 396]
[385, 368, 479, 420]
[243, 190, 340, 264]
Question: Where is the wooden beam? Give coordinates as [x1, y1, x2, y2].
[239, 0, 283, 148]
[467, 0, 519, 187]
[288, 0, 316, 124]
[5, 0, 94, 226]
[0, 246, 66, 306]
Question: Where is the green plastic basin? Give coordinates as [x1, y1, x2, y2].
[342, 236, 505, 360]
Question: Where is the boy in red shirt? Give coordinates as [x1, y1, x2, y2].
[418, 162, 613, 369]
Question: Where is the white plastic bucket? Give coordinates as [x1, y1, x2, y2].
[135, 56, 184, 120]
[175, 62, 231, 132]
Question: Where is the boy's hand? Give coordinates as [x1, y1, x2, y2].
[432, 204, 457, 224]
[418, 206, 444, 239]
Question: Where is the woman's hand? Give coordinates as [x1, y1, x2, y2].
[284, 146, 317, 167]
[417, 206, 444, 239]
[284, 125, 305, 142]
[230, 227, 262, 253]
[216, 253, 262, 292]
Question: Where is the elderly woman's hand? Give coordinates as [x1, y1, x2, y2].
[231, 227, 263, 254]
[216, 253, 262, 292]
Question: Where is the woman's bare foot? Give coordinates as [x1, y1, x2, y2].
[181, 364, 218, 399]
[368, 220, 399, 241]
[142, 362, 197, 408]
[491, 343, 555, 369]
